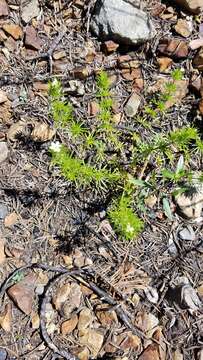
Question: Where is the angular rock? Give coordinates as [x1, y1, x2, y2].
[61, 314, 78, 335]
[124, 92, 141, 117]
[78, 308, 93, 331]
[91, 0, 155, 45]
[0, 0, 8, 16]
[178, 225, 195, 241]
[31, 312, 40, 329]
[116, 331, 141, 352]
[173, 350, 183, 360]
[157, 57, 173, 72]
[158, 38, 188, 58]
[96, 304, 118, 326]
[4, 212, 18, 227]
[144, 286, 159, 304]
[61, 283, 82, 317]
[0, 204, 8, 219]
[7, 273, 37, 315]
[76, 347, 90, 360]
[173, 0, 203, 14]
[174, 19, 192, 38]
[89, 101, 100, 116]
[53, 50, 66, 60]
[52, 284, 71, 310]
[181, 284, 201, 311]
[175, 188, 203, 219]
[21, 0, 40, 23]
[139, 342, 161, 360]
[25, 26, 42, 50]
[122, 67, 142, 81]
[79, 329, 104, 358]
[0, 142, 8, 164]
[189, 38, 203, 50]
[3, 23, 23, 40]
[0, 348, 8, 360]
[194, 47, 203, 71]
[135, 311, 159, 339]
[102, 40, 119, 54]
[31, 123, 56, 142]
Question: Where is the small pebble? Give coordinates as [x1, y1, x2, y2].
[178, 225, 195, 241]
[0, 204, 8, 220]
[0, 348, 7, 360]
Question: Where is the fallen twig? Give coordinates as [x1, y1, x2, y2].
[26, 28, 67, 74]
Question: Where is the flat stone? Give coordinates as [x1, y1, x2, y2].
[102, 40, 119, 54]
[21, 0, 40, 23]
[3, 23, 23, 40]
[7, 273, 37, 315]
[61, 314, 78, 335]
[173, 0, 203, 14]
[25, 26, 42, 50]
[79, 329, 104, 358]
[158, 38, 188, 58]
[178, 225, 196, 241]
[174, 19, 192, 38]
[157, 57, 173, 72]
[0, 349, 7, 360]
[91, 0, 155, 46]
[0, 0, 9, 16]
[53, 50, 66, 60]
[124, 92, 141, 117]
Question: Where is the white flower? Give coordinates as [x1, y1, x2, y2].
[49, 141, 62, 153]
[126, 223, 134, 234]
[52, 78, 60, 87]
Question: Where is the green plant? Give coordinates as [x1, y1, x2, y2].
[50, 145, 120, 188]
[48, 69, 203, 241]
[143, 68, 184, 121]
[108, 195, 144, 240]
[49, 79, 74, 128]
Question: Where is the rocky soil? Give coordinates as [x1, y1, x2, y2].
[0, 0, 203, 359]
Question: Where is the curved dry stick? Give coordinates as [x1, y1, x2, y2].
[40, 272, 80, 360]
[0, 263, 149, 359]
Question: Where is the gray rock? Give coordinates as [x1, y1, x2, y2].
[0, 349, 7, 360]
[124, 92, 141, 117]
[0, 204, 8, 220]
[21, 0, 40, 23]
[179, 225, 196, 241]
[91, 0, 155, 45]
[0, 142, 8, 163]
